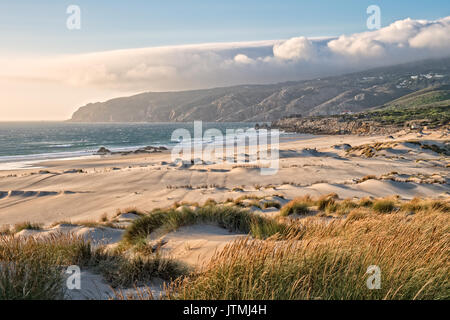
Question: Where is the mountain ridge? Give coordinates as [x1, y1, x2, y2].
[70, 57, 450, 122]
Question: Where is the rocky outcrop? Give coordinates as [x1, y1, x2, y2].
[95, 147, 111, 155]
[96, 146, 168, 156]
[271, 117, 401, 135]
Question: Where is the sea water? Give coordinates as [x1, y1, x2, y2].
[0, 122, 264, 169]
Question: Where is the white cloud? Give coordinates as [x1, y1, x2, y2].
[273, 36, 317, 61]
[409, 17, 450, 49]
[328, 16, 450, 59]
[1, 16, 450, 93]
[233, 54, 255, 64]
[327, 34, 386, 58]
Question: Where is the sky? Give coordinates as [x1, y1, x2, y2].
[0, 0, 450, 120]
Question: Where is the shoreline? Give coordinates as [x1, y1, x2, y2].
[0, 132, 312, 171]
[0, 129, 447, 226]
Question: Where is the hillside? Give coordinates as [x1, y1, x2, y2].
[271, 86, 450, 135]
[365, 86, 450, 126]
[70, 57, 450, 122]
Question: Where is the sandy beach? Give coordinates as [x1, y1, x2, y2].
[0, 126, 448, 300]
[0, 129, 448, 227]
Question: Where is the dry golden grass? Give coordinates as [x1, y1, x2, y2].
[14, 221, 42, 233]
[262, 201, 281, 209]
[0, 232, 186, 299]
[123, 205, 292, 246]
[279, 195, 314, 216]
[346, 208, 371, 221]
[2, 196, 448, 300]
[372, 199, 396, 213]
[317, 193, 339, 211]
[358, 175, 377, 183]
[166, 203, 449, 300]
[400, 197, 450, 214]
[0, 233, 91, 299]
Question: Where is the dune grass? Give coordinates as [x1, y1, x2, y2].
[2, 196, 448, 300]
[0, 231, 189, 298]
[279, 195, 314, 216]
[332, 198, 359, 215]
[278, 194, 419, 218]
[0, 233, 91, 299]
[91, 249, 188, 288]
[280, 201, 309, 216]
[346, 208, 371, 221]
[123, 205, 291, 245]
[14, 222, 43, 233]
[279, 193, 342, 216]
[400, 197, 450, 214]
[166, 204, 450, 300]
[262, 201, 281, 209]
[233, 195, 263, 207]
[372, 199, 396, 213]
[358, 197, 374, 207]
[317, 193, 339, 211]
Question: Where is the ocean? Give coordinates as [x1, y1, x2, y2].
[0, 122, 266, 169]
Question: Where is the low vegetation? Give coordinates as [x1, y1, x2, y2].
[91, 250, 187, 288]
[14, 222, 43, 233]
[278, 193, 449, 218]
[372, 199, 396, 213]
[123, 205, 291, 245]
[167, 200, 450, 299]
[368, 88, 450, 127]
[1, 196, 448, 300]
[0, 232, 188, 299]
[347, 140, 450, 158]
[280, 198, 311, 216]
[262, 201, 281, 209]
[0, 234, 91, 299]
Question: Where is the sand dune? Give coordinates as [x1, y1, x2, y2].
[151, 224, 246, 269]
[0, 129, 448, 226]
[1, 129, 447, 300]
[16, 224, 125, 247]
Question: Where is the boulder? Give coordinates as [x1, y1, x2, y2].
[96, 147, 111, 155]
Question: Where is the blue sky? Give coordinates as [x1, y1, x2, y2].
[1, 0, 449, 54]
[1, 1, 450, 120]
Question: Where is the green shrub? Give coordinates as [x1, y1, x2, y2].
[373, 199, 395, 213]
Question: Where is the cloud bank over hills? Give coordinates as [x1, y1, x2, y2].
[1, 16, 450, 120]
[24, 16, 450, 92]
